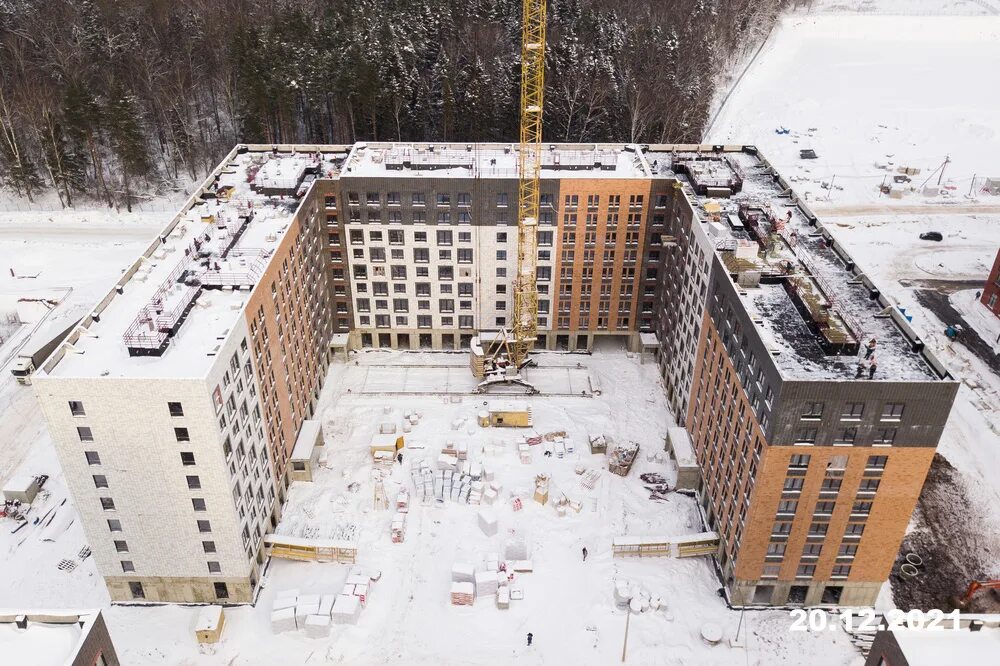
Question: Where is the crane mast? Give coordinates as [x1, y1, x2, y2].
[469, 0, 546, 392]
[512, 0, 546, 368]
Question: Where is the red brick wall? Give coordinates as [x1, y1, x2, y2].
[980, 248, 1000, 316]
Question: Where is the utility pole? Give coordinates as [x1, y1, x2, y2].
[937, 155, 951, 186]
[621, 608, 631, 663]
[969, 174, 977, 198]
[879, 174, 887, 198]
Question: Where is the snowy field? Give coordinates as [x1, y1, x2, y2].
[708, 14, 1000, 208]
[800, 0, 1000, 14]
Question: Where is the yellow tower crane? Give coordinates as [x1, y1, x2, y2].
[470, 0, 547, 393]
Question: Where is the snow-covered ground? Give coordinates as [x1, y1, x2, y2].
[800, 0, 1000, 14]
[708, 14, 1000, 208]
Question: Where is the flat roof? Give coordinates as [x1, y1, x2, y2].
[892, 626, 1000, 665]
[652, 147, 945, 382]
[343, 142, 650, 179]
[41, 149, 346, 379]
[0, 610, 103, 666]
[291, 419, 322, 460]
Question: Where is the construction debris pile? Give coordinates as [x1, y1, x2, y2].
[449, 536, 533, 609]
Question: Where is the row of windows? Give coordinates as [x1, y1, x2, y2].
[787, 454, 888, 471]
[69, 400, 184, 418]
[801, 401, 905, 421]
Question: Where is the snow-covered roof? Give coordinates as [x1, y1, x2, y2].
[653, 145, 948, 382]
[291, 420, 322, 460]
[891, 624, 1000, 665]
[344, 142, 650, 179]
[0, 610, 104, 666]
[39, 148, 342, 379]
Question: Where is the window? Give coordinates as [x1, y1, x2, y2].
[842, 402, 865, 419]
[198, 520, 212, 533]
[85, 451, 101, 466]
[801, 402, 824, 419]
[497, 250, 507, 261]
[866, 455, 888, 470]
[820, 479, 842, 493]
[458, 248, 473, 263]
[208, 561, 222, 573]
[772, 521, 792, 535]
[852, 501, 873, 515]
[69, 400, 86, 416]
[214, 582, 229, 599]
[844, 523, 866, 537]
[831, 565, 852, 578]
[837, 544, 858, 558]
[496, 193, 509, 207]
[93, 474, 108, 489]
[814, 501, 836, 515]
[788, 454, 811, 469]
[108, 519, 122, 532]
[777, 500, 798, 515]
[77, 426, 94, 442]
[834, 428, 857, 445]
[783, 477, 804, 492]
[121, 561, 135, 573]
[458, 316, 474, 329]
[808, 523, 829, 537]
[129, 582, 145, 599]
[796, 564, 816, 578]
[168, 402, 184, 417]
[882, 402, 905, 420]
[100, 497, 116, 511]
[827, 455, 848, 471]
[412, 193, 425, 206]
[192, 498, 207, 511]
[858, 478, 880, 493]
[203, 541, 217, 553]
[114, 540, 128, 553]
[792, 426, 817, 444]
[174, 427, 190, 442]
[439, 299, 455, 313]
[766, 542, 786, 558]
[393, 298, 409, 313]
[497, 232, 508, 243]
[437, 230, 453, 246]
[180, 452, 196, 466]
[874, 428, 896, 445]
[186, 476, 201, 490]
[802, 543, 823, 557]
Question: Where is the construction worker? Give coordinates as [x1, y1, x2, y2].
[396, 452, 403, 465]
[582, 547, 588, 562]
[868, 356, 878, 379]
[855, 361, 865, 379]
[864, 338, 877, 359]
[527, 632, 533, 647]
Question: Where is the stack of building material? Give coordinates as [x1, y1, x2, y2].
[469, 481, 484, 505]
[581, 469, 601, 490]
[565, 439, 575, 454]
[457, 442, 468, 461]
[518, 443, 531, 464]
[391, 513, 406, 543]
[589, 434, 608, 454]
[437, 454, 458, 471]
[483, 465, 495, 482]
[511, 560, 534, 572]
[510, 497, 523, 511]
[474, 570, 498, 598]
[379, 422, 397, 434]
[533, 474, 550, 505]
[451, 582, 475, 605]
[554, 440, 566, 459]
[469, 463, 483, 481]
[270, 608, 297, 633]
[332, 594, 362, 624]
[497, 586, 511, 609]
[478, 509, 498, 536]
[452, 562, 475, 583]
[295, 596, 320, 626]
[482, 487, 498, 505]
[396, 490, 409, 513]
[319, 595, 335, 617]
[304, 614, 332, 638]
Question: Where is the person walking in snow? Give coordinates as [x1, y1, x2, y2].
[582, 547, 588, 562]
[396, 452, 403, 465]
[527, 632, 533, 647]
[868, 356, 878, 379]
[864, 337, 877, 359]
[855, 361, 865, 379]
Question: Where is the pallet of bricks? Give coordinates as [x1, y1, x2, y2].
[269, 567, 377, 635]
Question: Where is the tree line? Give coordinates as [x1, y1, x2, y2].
[0, 0, 790, 208]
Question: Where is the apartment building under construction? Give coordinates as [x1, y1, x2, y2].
[32, 142, 956, 607]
